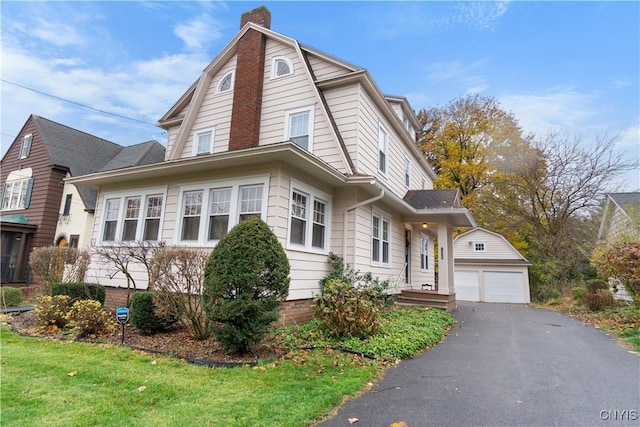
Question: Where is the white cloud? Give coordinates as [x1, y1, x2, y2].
[426, 60, 490, 95]
[174, 13, 225, 52]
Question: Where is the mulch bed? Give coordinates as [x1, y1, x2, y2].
[5, 311, 288, 367]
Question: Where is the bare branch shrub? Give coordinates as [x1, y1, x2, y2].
[150, 247, 210, 340]
[29, 247, 90, 295]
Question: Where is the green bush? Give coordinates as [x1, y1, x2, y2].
[130, 291, 177, 335]
[34, 295, 71, 329]
[585, 279, 609, 294]
[320, 253, 390, 299]
[66, 299, 116, 338]
[204, 217, 290, 354]
[52, 282, 106, 305]
[532, 285, 560, 302]
[0, 287, 22, 307]
[585, 289, 614, 312]
[571, 287, 587, 304]
[314, 279, 383, 339]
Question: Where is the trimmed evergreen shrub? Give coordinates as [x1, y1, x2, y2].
[130, 291, 177, 335]
[314, 279, 383, 339]
[0, 287, 22, 307]
[52, 282, 106, 305]
[204, 217, 290, 354]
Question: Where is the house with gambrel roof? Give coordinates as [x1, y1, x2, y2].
[0, 114, 164, 283]
[68, 6, 475, 318]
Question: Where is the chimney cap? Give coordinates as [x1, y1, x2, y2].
[240, 6, 271, 30]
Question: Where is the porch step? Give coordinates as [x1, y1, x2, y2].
[396, 290, 457, 311]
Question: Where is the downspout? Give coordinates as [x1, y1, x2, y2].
[342, 187, 385, 266]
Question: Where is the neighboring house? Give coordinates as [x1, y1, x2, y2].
[596, 192, 639, 303]
[68, 7, 475, 317]
[597, 192, 640, 245]
[453, 227, 531, 303]
[0, 114, 165, 284]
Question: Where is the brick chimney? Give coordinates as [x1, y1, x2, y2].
[228, 6, 271, 151]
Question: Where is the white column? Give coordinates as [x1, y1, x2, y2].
[437, 224, 455, 295]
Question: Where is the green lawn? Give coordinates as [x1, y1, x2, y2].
[1, 306, 455, 427]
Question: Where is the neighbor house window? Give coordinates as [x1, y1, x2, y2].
[62, 194, 72, 216]
[1, 168, 34, 211]
[217, 71, 234, 93]
[404, 155, 411, 187]
[121, 197, 141, 241]
[194, 128, 214, 156]
[271, 56, 293, 78]
[474, 242, 486, 252]
[69, 235, 80, 249]
[19, 134, 32, 159]
[372, 212, 390, 265]
[420, 235, 429, 271]
[285, 107, 313, 151]
[102, 199, 120, 241]
[288, 182, 330, 252]
[378, 124, 388, 174]
[176, 177, 269, 245]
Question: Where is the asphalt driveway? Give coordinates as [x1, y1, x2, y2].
[316, 302, 640, 427]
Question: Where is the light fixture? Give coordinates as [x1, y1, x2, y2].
[422, 223, 428, 229]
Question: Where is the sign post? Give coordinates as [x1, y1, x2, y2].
[115, 307, 130, 345]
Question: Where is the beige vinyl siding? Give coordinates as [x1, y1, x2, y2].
[455, 229, 521, 260]
[411, 228, 436, 287]
[322, 85, 361, 168]
[307, 54, 353, 80]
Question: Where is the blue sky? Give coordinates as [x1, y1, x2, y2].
[2, 1, 638, 190]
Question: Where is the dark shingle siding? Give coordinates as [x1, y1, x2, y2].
[403, 189, 461, 210]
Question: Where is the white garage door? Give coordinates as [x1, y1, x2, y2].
[484, 271, 525, 303]
[454, 270, 480, 301]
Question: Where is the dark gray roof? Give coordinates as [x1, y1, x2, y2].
[32, 115, 166, 210]
[609, 192, 640, 215]
[403, 189, 462, 210]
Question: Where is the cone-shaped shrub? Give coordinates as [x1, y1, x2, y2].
[204, 217, 290, 354]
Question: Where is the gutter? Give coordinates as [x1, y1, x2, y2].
[342, 182, 385, 264]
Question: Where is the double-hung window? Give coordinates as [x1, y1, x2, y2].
[177, 177, 269, 245]
[372, 212, 390, 265]
[288, 182, 330, 252]
[420, 235, 430, 271]
[404, 155, 411, 187]
[285, 107, 314, 151]
[378, 124, 388, 174]
[100, 189, 165, 243]
[194, 128, 214, 156]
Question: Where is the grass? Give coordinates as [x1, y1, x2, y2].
[539, 297, 640, 352]
[1, 305, 455, 427]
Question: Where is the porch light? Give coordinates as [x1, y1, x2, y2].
[422, 223, 428, 229]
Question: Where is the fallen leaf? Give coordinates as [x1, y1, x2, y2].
[137, 386, 147, 392]
[67, 371, 77, 377]
[151, 360, 157, 365]
[390, 422, 408, 427]
[348, 418, 359, 424]
[22, 389, 29, 394]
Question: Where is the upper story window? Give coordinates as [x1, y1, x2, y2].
[176, 176, 269, 245]
[372, 211, 390, 266]
[378, 124, 388, 174]
[1, 168, 34, 211]
[193, 128, 215, 156]
[271, 56, 293, 79]
[100, 189, 165, 243]
[285, 107, 314, 151]
[217, 71, 234, 93]
[288, 181, 330, 253]
[404, 155, 412, 187]
[474, 242, 486, 252]
[19, 134, 32, 159]
[62, 194, 73, 216]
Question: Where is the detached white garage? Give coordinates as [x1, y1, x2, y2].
[454, 228, 531, 303]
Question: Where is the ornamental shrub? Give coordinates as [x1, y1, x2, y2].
[314, 279, 383, 339]
[0, 287, 22, 307]
[585, 289, 615, 312]
[585, 279, 609, 294]
[571, 287, 587, 304]
[204, 217, 290, 354]
[34, 295, 71, 328]
[130, 291, 177, 335]
[52, 282, 106, 305]
[66, 299, 116, 338]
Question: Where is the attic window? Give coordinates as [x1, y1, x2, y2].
[19, 134, 32, 159]
[271, 56, 293, 78]
[474, 242, 486, 252]
[217, 71, 234, 93]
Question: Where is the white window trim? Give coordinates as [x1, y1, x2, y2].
[19, 134, 33, 159]
[1, 168, 34, 211]
[97, 187, 167, 245]
[371, 209, 392, 267]
[174, 175, 270, 246]
[404, 154, 412, 188]
[284, 106, 314, 152]
[192, 127, 215, 156]
[378, 123, 388, 175]
[286, 180, 331, 254]
[420, 234, 430, 272]
[216, 70, 235, 94]
[271, 56, 294, 79]
[474, 242, 486, 252]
